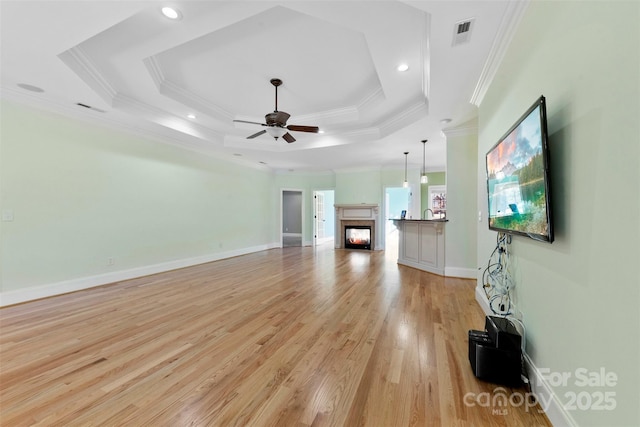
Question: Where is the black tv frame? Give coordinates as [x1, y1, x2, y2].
[485, 95, 554, 243]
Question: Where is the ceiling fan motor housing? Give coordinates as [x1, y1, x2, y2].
[265, 111, 290, 126]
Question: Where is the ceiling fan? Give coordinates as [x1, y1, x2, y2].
[233, 78, 319, 143]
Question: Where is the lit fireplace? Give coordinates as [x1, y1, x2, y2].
[334, 204, 378, 250]
[344, 226, 372, 250]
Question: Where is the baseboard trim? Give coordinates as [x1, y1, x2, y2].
[397, 259, 445, 276]
[473, 285, 577, 427]
[0, 243, 279, 307]
[475, 285, 493, 315]
[444, 266, 477, 279]
[398, 263, 477, 278]
[524, 353, 578, 427]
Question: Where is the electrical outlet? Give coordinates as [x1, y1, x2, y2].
[107, 257, 115, 266]
[478, 211, 482, 222]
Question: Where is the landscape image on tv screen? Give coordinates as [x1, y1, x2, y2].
[486, 103, 550, 240]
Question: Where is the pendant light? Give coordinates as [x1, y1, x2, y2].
[420, 139, 429, 184]
[403, 151, 409, 188]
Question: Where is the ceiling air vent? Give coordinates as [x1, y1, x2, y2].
[76, 102, 106, 113]
[452, 18, 475, 46]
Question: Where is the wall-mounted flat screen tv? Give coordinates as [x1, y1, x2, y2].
[486, 95, 554, 243]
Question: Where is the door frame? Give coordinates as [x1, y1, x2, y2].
[312, 189, 335, 247]
[280, 188, 304, 247]
[382, 185, 415, 250]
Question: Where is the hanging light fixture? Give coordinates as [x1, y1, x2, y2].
[403, 151, 409, 188]
[420, 139, 429, 184]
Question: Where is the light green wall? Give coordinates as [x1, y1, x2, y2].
[334, 168, 435, 216]
[477, 2, 639, 425]
[335, 169, 382, 205]
[0, 101, 275, 292]
[273, 173, 335, 244]
[445, 123, 477, 275]
[283, 169, 416, 241]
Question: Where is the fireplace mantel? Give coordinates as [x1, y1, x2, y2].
[334, 203, 379, 209]
[334, 204, 380, 250]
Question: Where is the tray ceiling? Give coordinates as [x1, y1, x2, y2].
[1, 1, 527, 172]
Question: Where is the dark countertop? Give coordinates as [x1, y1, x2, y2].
[392, 219, 448, 222]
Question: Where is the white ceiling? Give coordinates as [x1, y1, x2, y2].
[0, 1, 526, 173]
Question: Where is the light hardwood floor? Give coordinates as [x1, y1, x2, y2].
[0, 244, 551, 426]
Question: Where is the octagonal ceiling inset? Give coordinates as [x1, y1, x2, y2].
[58, 1, 432, 153]
[148, 6, 382, 125]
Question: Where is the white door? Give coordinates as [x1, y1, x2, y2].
[313, 190, 334, 246]
[315, 192, 325, 240]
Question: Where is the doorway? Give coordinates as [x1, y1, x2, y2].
[384, 186, 411, 251]
[282, 190, 303, 247]
[313, 190, 335, 247]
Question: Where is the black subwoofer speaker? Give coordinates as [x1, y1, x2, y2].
[468, 316, 522, 386]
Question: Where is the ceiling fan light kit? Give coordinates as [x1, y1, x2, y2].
[266, 127, 287, 139]
[233, 78, 320, 143]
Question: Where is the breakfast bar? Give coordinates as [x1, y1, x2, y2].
[392, 219, 447, 276]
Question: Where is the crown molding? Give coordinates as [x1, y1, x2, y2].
[161, 80, 234, 122]
[421, 11, 431, 100]
[58, 46, 117, 105]
[293, 105, 359, 125]
[332, 165, 383, 174]
[273, 169, 335, 176]
[357, 85, 386, 112]
[378, 99, 429, 137]
[442, 119, 478, 138]
[144, 56, 234, 122]
[470, 0, 531, 106]
[285, 84, 385, 126]
[143, 55, 165, 89]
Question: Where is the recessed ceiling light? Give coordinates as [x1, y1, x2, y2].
[233, 153, 242, 157]
[17, 83, 44, 93]
[187, 113, 196, 119]
[161, 7, 181, 20]
[397, 63, 409, 72]
[318, 130, 325, 134]
[440, 118, 452, 125]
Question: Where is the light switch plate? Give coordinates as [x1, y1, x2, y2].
[2, 210, 14, 221]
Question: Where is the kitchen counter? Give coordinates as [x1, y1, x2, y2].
[392, 219, 447, 275]
[394, 219, 448, 222]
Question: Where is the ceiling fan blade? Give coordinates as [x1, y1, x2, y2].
[287, 125, 320, 133]
[234, 119, 266, 126]
[247, 130, 267, 139]
[282, 132, 296, 143]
